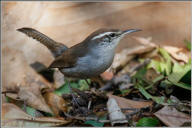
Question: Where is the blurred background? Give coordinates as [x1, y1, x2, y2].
[2, 1, 191, 66]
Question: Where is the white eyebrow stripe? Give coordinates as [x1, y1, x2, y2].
[92, 32, 113, 40]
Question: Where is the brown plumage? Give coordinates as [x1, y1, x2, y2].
[17, 27, 141, 78]
[49, 28, 119, 68]
[17, 27, 68, 57]
[49, 42, 88, 68]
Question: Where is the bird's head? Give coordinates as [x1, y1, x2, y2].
[86, 28, 142, 49]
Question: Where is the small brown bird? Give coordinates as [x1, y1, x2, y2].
[17, 27, 141, 105]
[17, 27, 141, 79]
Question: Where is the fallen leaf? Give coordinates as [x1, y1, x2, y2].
[154, 106, 191, 127]
[136, 117, 159, 127]
[138, 84, 171, 105]
[17, 77, 53, 114]
[2, 48, 53, 113]
[166, 61, 191, 90]
[159, 48, 172, 75]
[132, 36, 157, 47]
[54, 80, 89, 96]
[111, 49, 135, 71]
[2, 48, 51, 91]
[107, 98, 128, 126]
[163, 45, 190, 63]
[53, 69, 65, 89]
[129, 36, 157, 55]
[111, 36, 157, 73]
[147, 47, 172, 75]
[43, 92, 68, 116]
[22, 105, 43, 117]
[107, 94, 153, 110]
[85, 116, 107, 127]
[2, 103, 70, 127]
[168, 62, 191, 83]
[169, 95, 191, 113]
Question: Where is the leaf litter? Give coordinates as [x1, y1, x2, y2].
[2, 37, 191, 127]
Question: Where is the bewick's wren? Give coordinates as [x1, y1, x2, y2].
[17, 28, 141, 79]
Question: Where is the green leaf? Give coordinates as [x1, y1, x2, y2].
[78, 79, 90, 91]
[168, 62, 190, 83]
[54, 82, 78, 96]
[54, 83, 69, 96]
[139, 85, 152, 99]
[159, 48, 172, 75]
[170, 81, 191, 90]
[159, 48, 172, 62]
[145, 75, 164, 90]
[133, 67, 147, 79]
[138, 84, 171, 105]
[5, 96, 10, 102]
[147, 48, 173, 75]
[147, 60, 161, 73]
[54, 80, 90, 96]
[120, 89, 131, 95]
[22, 105, 37, 117]
[152, 75, 164, 83]
[85, 116, 106, 127]
[85, 120, 104, 127]
[180, 70, 191, 84]
[184, 39, 191, 50]
[166, 61, 191, 90]
[136, 117, 159, 127]
[159, 62, 169, 75]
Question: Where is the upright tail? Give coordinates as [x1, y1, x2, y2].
[17, 27, 68, 58]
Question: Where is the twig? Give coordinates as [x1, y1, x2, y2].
[88, 101, 92, 110]
[1, 90, 18, 94]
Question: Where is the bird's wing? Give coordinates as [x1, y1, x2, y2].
[49, 42, 88, 68]
[49, 49, 77, 68]
[17, 27, 68, 57]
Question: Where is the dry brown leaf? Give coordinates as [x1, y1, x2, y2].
[53, 69, 65, 89]
[43, 92, 68, 116]
[2, 48, 52, 90]
[128, 36, 157, 55]
[18, 82, 53, 114]
[154, 106, 191, 127]
[107, 94, 153, 110]
[111, 37, 157, 72]
[2, 103, 70, 127]
[107, 98, 128, 126]
[111, 49, 135, 71]
[2, 48, 53, 113]
[163, 45, 190, 63]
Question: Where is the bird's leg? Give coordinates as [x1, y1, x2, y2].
[66, 80, 79, 107]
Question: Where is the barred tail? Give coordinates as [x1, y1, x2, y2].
[17, 27, 68, 57]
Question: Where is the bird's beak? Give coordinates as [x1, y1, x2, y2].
[122, 29, 142, 35]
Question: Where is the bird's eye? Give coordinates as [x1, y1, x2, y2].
[109, 33, 115, 37]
